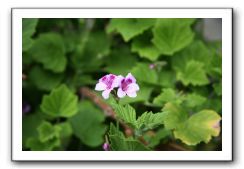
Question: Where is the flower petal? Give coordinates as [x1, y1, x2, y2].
[126, 73, 136, 83]
[126, 91, 137, 98]
[126, 83, 140, 93]
[117, 87, 126, 98]
[125, 83, 139, 98]
[99, 75, 108, 83]
[112, 75, 123, 88]
[95, 82, 106, 91]
[115, 75, 124, 87]
[102, 89, 111, 99]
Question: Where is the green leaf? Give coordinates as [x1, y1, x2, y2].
[75, 74, 97, 86]
[184, 93, 207, 108]
[158, 71, 176, 88]
[136, 111, 165, 130]
[145, 128, 171, 148]
[105, 46, 138, 75]
[22, 18, 38, 51]
[29, 66, 63, 91]
[207, 41, 222, 77]
[72, 31, 111, 72]
[162, 102, 188, 130]
[109, 135, 150, 151]
[153, 88, 184, 107]
[86, 31, 111, 57]
[152, 18, 195, 55]
[107, 18, 156, 42]
[109, 123, 149, 151]
[172, 40, 214, 73]
[55, 122, 73, 138]
[162, 102, 221, 145]
[22, 113, 43, 147]
[131, 32, 161, 61]
[23, 52, 34, 65]
[113, 104, 164, 130]
[40, 84, 78, 118]
[204, 97, 222, 113]
[69, 101, 107, 147]
[174, 110, 221, 145]
[26, 121, 72, 151]
[131, 63, 158, 85]
[26, 137, 60, 151]
[109, 122, 125, 137]
[29, 32, 67, 73]
[62, 29, 80, 53]
[213, 82, 222, 96]
[177, 60, 209, 86]
[37, 121, 61, 142]
[112, 104, 137, 127]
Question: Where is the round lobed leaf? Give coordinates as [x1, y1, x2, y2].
[40, 84, 78, 118]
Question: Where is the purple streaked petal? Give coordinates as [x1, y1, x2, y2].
[117, 87, 126, 98]
[108, 74, 116, 81]
[125, 73, 136, 83]
[105, 74, 117, 89]
[99, 75, 108, 83]
[95, 82, 107, 91]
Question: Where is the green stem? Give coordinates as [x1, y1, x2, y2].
[111, 90, 120, 103]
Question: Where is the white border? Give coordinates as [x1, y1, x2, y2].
[12, 8, 232, 161]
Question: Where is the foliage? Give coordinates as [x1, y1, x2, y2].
[152, 18, 195, 55]
[30, 33, 67, 73]
[40, 84, 78, 118]
[22, 18, 38, 51]
[109, 123, 149, 151]
[112, 104, 165, 132]
[69, 101, 107, 147]
[22, 18, 222, 151]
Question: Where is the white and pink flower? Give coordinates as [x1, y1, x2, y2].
[95, 74, 120, 99]
[117, 73, 140, 98]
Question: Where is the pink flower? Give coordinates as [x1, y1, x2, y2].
[149, 64, 155, 69]
[95, 74, 119, 99]
[102, 143, 110, 151]
[117, 73, 139, 98]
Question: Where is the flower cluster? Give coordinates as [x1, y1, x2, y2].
[95, 73, 139, 99]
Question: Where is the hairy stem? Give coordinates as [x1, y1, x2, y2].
[79, 87, 132, 135]
[79, 87, 188, 151]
